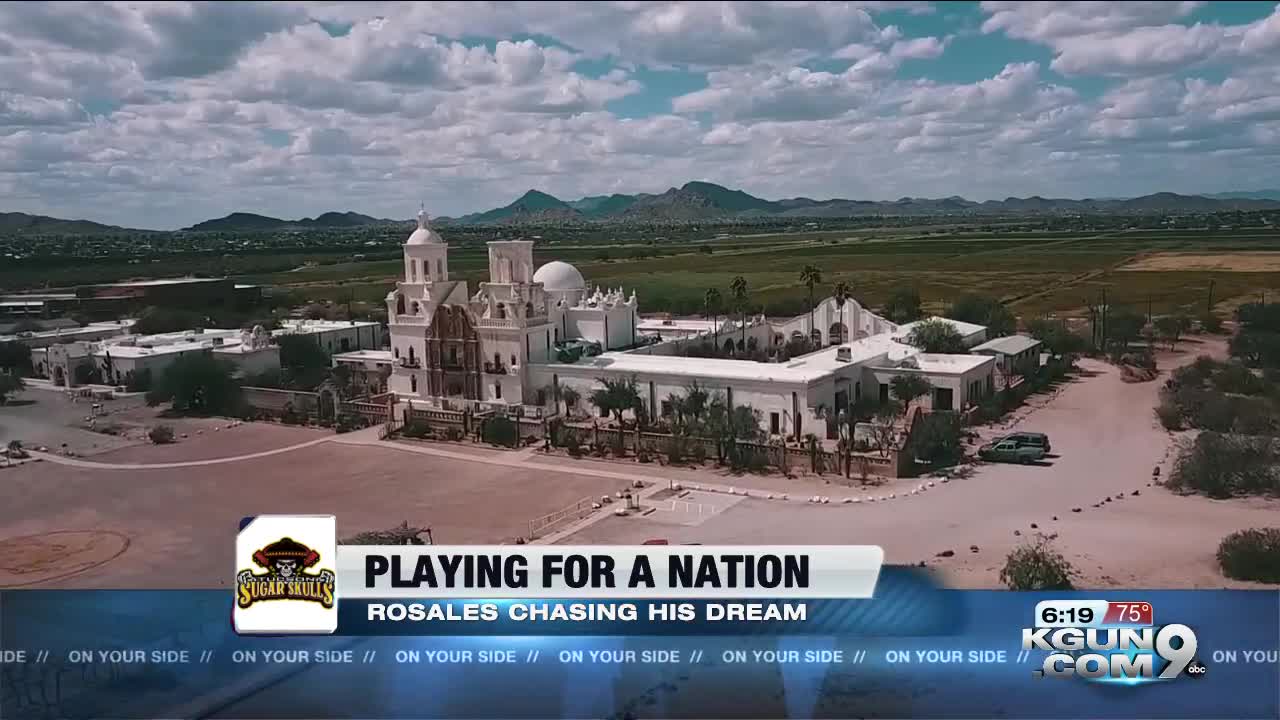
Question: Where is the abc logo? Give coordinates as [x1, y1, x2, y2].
[1185, 659, 1207, 679]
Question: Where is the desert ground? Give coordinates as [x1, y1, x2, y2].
[1119, 251, 1280, 273]
[2, 334, 1276, 590]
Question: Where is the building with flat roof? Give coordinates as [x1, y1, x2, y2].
[972, 334, 1044, 379]
[274, 319, 384, 355]
[332, 349, 394, 395]
[2, 320, 135, 348]
[892, 317, 989, 348]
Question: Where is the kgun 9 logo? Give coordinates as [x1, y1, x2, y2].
[1022, 624, 1207, 683]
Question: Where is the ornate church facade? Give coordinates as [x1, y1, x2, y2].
[385, 211, 637, 409]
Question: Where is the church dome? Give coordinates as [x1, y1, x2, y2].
[533, 261, 586, 291]
[406, 208, 443, 245]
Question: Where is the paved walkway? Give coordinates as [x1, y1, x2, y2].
[29, 435, 335, 470]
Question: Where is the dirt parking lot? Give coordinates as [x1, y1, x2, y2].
[0, 440, 630, 589]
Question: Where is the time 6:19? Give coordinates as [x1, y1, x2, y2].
[1034, 600, 1108, 628]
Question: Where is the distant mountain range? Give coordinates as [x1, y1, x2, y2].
[6, 184, 1280, 235]
[183, 211, 397, 232]
[436, 182, 1280, 225]
[0, 211, 139, 235]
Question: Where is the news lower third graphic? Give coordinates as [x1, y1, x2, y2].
[1024, 600, 1207, 684]
[0, 537, 1276, 719]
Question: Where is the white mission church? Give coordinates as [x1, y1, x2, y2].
[351, 211, 999, 441]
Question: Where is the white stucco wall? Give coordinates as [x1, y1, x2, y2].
[529, 362, 823, 439]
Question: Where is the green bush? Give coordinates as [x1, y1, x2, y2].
[444, 426, 464, 442]
[1189, 391, 1238, 432]
[727, 444, 769, 473]
[1233, 397, 1276, 435]
[401, 420, 431, 439]
[663, 434, 689, 464]
[999, 534, 1075, 590]
[1154, 396, 1184, 430]
[482, 417, 519, 447]
[1217, 528, 1280, 583]
[1169, 432, 1280, 498]
[1212, 363, 1266, 395]
[124, 369, 153, 393]
[908, 412, 962, 465]
[148, 425, 175, 444]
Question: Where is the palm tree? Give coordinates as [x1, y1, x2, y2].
[833, 280, 851, 345]
[800, 265, 823, 343]
[729, 276, 749, 352]
[704, 288, 722, 348]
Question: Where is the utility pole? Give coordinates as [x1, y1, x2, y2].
[1146, 295, 1152, 325]
[1206, 279, 1215, 315]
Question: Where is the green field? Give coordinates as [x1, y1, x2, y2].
[8, 227, 1280, 321]
[243, 229, 1280, 319]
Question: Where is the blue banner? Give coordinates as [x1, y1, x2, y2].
[1, 571, 1276, 719]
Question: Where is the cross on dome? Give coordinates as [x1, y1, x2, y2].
[417, 205, 430, 229]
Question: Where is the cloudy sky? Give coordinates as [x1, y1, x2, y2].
[2, 1, 1279, 229]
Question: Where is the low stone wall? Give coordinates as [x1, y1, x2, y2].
[548, 421, 911, 477]
[343, 400, 390, 425]
[243, 386, 319, 417]
[243, 386, 390, 426]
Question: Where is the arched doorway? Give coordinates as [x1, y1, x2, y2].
[809, 328, 822, 346]
[828, 322, 848, 345]
[53, 366, 65, 387]
[317, 383, 340, 422]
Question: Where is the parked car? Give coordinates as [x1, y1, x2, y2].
[1000, 432, 1051, 454]
[979, 439, 1046, 464]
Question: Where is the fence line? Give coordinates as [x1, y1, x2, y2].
[527, 495, 598, 539]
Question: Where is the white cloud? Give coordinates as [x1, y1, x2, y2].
[889, 36, 948, 60]
[0, 1, 1278, 228]
[981, 2, 1280, 77]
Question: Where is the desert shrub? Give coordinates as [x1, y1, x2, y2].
[727, 444, 769, 473]
[444, 426, 464, 442]
[999, 534, 1075, 591]
[1233, 397, 1276, 435]
[663, 434, 689, 464]
[401, 420, 431, 439]
[124, 369, 153, 393]
[909, 412, 962, 465]
[482, 417, 519, 447]
[1168, 432, 1280, 498]
[1212, 363, 1266, 395]
[335, 414, 359, 434]
[1200, 313, 1224, 334]
[690, 442, 707, 463]
[148, 425, 175, 444]
[1154, 395, 1184, 430]
[1189, 391, 1238, 432]
[1216, 528, 1280, 583]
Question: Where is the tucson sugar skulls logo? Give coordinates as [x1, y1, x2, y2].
[236, 537, 336, 610]
[1022, 601, 1206, 685]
